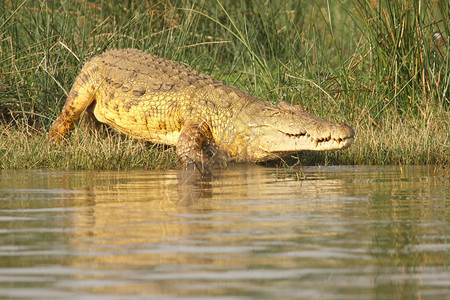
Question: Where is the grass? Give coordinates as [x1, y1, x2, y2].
[0, 0, 448, 170]
[0, 121, 177, 170]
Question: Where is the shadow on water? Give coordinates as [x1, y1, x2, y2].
[0, 165, 449, 299]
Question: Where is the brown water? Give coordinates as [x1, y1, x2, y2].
[0, 165, 449, 299]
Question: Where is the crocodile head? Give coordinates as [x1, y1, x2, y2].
[243, 101, 355, 161]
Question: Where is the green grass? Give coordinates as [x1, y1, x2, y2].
[0, 0, 448, 169]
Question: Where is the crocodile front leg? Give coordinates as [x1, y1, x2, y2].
[176, 121, 216, 170]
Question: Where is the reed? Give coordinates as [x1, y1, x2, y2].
[0, 0, 448, 169]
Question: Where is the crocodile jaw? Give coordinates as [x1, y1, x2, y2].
[276, 121, 355, 151]
[249, 124, 354, 161]
[243, 108, 355, 161]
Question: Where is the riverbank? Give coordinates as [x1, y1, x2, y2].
[1, 0, 448, 169]
[1, 107, 448, 169]
[0, 122, 178, 170]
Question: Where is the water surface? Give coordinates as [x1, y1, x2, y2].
[0, 165, 449, 299]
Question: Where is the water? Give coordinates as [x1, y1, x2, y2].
[0, 165, 449, 299]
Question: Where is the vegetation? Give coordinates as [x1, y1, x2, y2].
[0, 0, 448, 169]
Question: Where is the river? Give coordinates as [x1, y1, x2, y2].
[0, 165, 449, 299]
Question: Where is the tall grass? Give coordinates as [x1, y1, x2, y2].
[352, 0, 448, 115]
[0, 0, 448, 169]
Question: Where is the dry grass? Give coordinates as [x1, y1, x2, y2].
[0, 122, 177, 170]
[347, 108, 449, 165]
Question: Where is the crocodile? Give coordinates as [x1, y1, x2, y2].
[49, 48, 354, 166]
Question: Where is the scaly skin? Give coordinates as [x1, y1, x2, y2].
[49, 49, 355, 165]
